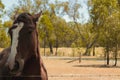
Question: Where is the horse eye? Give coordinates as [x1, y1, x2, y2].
[28, 26, 35, 32]
[28, 28, 34, 34]
[28, 30, 32, 34]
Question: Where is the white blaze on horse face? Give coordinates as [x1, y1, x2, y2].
[6, 22, 24, 70]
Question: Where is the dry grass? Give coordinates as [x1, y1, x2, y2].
[0, 48, 3, 52]
[0, 47, 104, 57]
[1, 47, 120, 58]
[40, 47, 105, 57]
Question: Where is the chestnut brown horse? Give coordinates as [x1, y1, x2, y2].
[0, 11, 48, 80]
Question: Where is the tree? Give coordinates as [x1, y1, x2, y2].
[89, 0, 119, 65]
[0, 1, 10, 48]
[7, 0, 46, 20]
[8, 0, 76, 55]
[39, 12, 54, 54]
[103, 12, 120, 66]
[0, 0, 4, 17]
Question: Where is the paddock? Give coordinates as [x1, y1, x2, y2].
[43, 57, 120, 80]
[0, 48, 120, 80]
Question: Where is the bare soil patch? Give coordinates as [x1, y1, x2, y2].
[0, 48, 120, 80]
[43, 57, 120, 80]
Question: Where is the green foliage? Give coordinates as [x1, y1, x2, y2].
[89, 0, 119, 46]
[0, 29, 10, 48]
[3, 20, 13, 28]
[0, 1, 10, 48]
[0, 0, 4, 19]
[90, 0, 117, 28]
[67, 0, 80, 20]
[90, 0, 119, 46]
[0, 0, 4, 10]
[1, 0, 119, 61]
[39, 13, 54, 45]
[40, 15, 53, 31]
[89, 0, 120, 65]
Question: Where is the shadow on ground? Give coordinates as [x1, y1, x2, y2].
[73, 64, 120, 68]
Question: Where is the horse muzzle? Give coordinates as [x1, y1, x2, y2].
[8, 58, 24, 76]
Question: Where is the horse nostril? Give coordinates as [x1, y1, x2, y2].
[12, 25, 18, 29]
[28, 30, 32, 34]
[9, 60, 20, 75]
[9, 59, 24, 75]
[11, 61, 19, 71]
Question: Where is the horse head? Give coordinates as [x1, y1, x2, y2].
[6, 11, 42, 74]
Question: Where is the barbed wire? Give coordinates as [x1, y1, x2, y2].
[0, 74, 120, 77]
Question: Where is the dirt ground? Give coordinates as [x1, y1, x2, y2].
[43, 57, 120, 80]
[0, 48, 120, 80]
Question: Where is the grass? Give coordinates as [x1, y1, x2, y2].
[0, 47, 120, 58]
[40, 47, 105, 57]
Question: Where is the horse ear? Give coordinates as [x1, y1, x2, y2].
[33, 11, 42, 22]
[11, 12, 19, 20]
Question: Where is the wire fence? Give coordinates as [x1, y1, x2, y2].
[48, 74, 120, 80]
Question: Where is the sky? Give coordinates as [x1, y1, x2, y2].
[1, 0, 90, 23]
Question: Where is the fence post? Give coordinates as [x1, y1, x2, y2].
[79, 52, 81, 63]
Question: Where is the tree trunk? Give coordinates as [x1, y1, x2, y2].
[55, 37, 58, 56]
[84, 47, 91, 56]
[83, 34, 99, 56]
[114, 44, 118, 66]
[93, 45, 95, 56]
[49, 42, 53, 54]
[79, 52, 81, 63]
[43, 37, 46, 56]
[106, 45, 109, 65]
[46, 31, 53, 55]
[106, 52, 109, 65]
